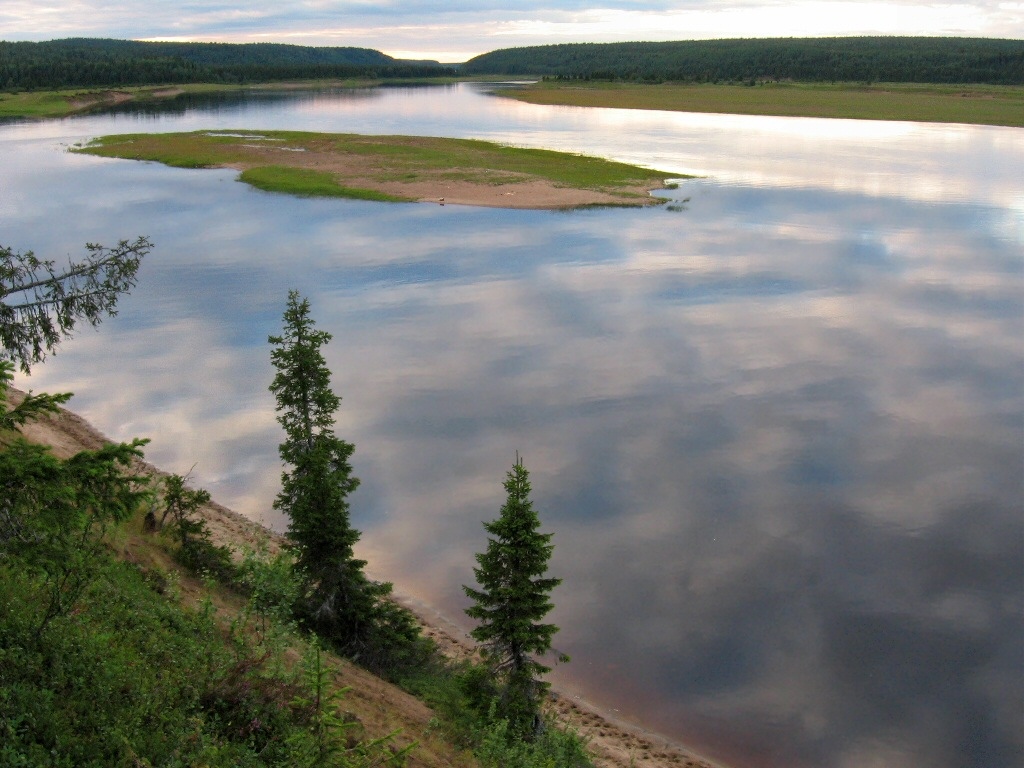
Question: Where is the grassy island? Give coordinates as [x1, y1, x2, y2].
[74, 129, 681, 209]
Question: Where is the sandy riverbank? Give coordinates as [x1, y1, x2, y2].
[10, 387, 725, 768]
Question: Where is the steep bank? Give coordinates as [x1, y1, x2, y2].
[11, 387, 725, 768]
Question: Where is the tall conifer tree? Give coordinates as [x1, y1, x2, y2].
[464, 456, 563, 738]
[269, 291, 374, 645]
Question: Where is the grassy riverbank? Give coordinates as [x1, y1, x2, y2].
[0, 79, 450, 120]
[74, 129, 680, 208]
[6, 79, 1021, 126]
[0, 83, 233, 118]
[501, 81, 1024, 127]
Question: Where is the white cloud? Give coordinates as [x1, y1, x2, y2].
[489, 3, 1003, 41]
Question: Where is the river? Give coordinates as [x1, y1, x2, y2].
[2, 83, 1021, 768]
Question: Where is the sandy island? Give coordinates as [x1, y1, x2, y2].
[10, 387, 725, 768]
[74, 130, 682, 210]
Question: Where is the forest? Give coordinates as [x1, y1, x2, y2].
[0, 38, 452, 90]
[461, 37, 1024, 84]
[4, 36, 1023, 92]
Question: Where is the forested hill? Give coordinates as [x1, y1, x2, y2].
[0, 38, 452, 90]
[7, 37, 1020, 90]
[462, 37, 1024, 84]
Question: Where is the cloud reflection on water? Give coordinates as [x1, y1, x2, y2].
[4, 91, 1022, 768]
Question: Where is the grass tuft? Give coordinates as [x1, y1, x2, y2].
[239, 165, 412, 201]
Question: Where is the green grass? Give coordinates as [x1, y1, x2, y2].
[504, 81, 1024, 127]
[73, 129, 681, 207]
[0, 484, 589, 768]
[72, 131, 231, 167]
[0, 78, 499, 120]
[240, 165, 412, 201]
[0, 81, 386, 120]
[0, 90, 77, 118]
[0, 83, 238, 119]
[329, 134, 674, 188]
[2, 556, 306, 767]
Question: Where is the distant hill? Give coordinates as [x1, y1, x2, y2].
[6, 36, 1020, 91]
[0, 38, 452, 90]
[461, 37, 1024, 85]
[42, 38, 398, 67]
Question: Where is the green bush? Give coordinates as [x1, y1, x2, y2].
[475, 714, 592, 768]
[0, 560, 229, 766]
[0, 553, 411, 767]
[156, 472, 238, 584]
[399, 659, 593, 768]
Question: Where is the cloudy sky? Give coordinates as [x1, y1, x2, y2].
[3, 1, 1022, 62]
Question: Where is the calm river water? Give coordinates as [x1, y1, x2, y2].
[2, 84, 1022, 768]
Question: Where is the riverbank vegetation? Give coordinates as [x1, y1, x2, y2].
[0, 82, 279, 119]
[0, 460, 427, 766]
[464, 458, 565, 740]
[0, 79, 472, 120]
[500, 80, 1024, 127]
[0, 242, 596, 766]
[73, 130, 680, 208]
[0, 359, 593, 768]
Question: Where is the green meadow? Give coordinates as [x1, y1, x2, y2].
[504, 81, 1024, 127]
[0, 83, 239, 119]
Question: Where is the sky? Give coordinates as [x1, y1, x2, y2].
[2, 1, 1022, 62]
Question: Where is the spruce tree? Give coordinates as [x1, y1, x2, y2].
[0, 360, 149, 638]
[269, 291, 375, 648]
[1, 237, 151, 372]
[463, 456, 563, 738]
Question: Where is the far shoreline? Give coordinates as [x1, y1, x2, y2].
[498, 80, 1024, 128]
[2, 78, 1021, 126]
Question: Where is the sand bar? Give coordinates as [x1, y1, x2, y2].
[74, 129, 683, 210]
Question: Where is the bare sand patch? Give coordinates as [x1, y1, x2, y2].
[379, 177, 653, 208]
[68, 90, 134, 110]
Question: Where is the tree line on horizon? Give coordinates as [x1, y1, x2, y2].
[462, 37, 1024, 85]
[3, 35, 1022, 92]
[0, 38, 454, 91]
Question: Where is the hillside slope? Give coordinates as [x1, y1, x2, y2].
[11, 387, 725, 768]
